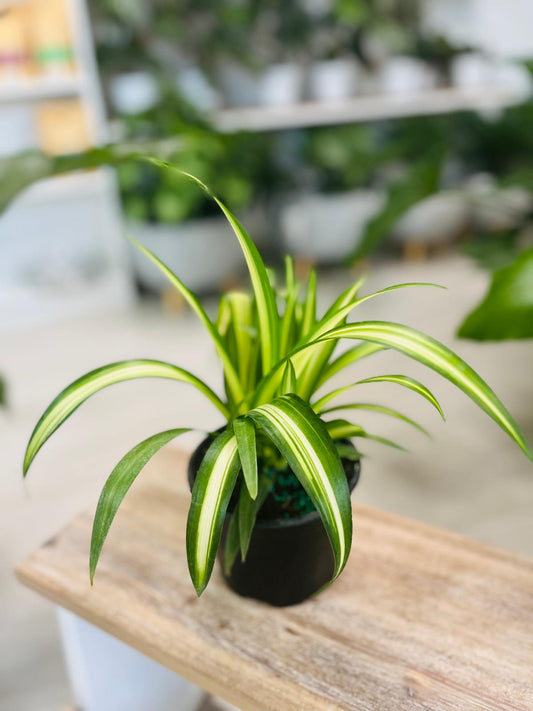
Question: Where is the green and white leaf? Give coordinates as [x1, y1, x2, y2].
[234, 416, 258, 499]
[130, 239, 244, 407]
[280, 359, 297, 395]
[24, 360, 228, 475]
[317, 321, 533, 459]
[325, 419, 407, 451]
[187, 429, 241, 596]
[90, 428, 190, 583]
[160, 166, 280, 375]
[315, 343, 385, 389]
[248, 394, 352, 579]
[353, 374, 444, 419]
[321, 402, 429, 436]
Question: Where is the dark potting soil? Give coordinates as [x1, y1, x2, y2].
[256, 453, 357, 520]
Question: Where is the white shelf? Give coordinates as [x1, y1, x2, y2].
[0, 74, 84, 105]
[213, 85, 530, 132]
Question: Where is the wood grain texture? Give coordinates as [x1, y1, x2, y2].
[16, 448, 533, 711]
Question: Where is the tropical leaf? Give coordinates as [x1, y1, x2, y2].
[325, 419, 407, 451]
[153, 164, 280, 375]
[280, 281, 301, 356]
[248, 394, 352, 579]
[315, 343, 385, 389]
[354, 374, 444, 419]
[320, 402, 429, 436]
[234, 416, 258, 499]
[317, 321, 533, 459]
[335, 443, 362, 461]
[90, 428, 190, 583]
[23, 360, 228, 475]
[130, 239, 244, 407]
[281, 359, 297, 394]
[312, 282, 445, 343]
[301, 269, 317, 337]
[458, 247, 533, 341]
[187, 429, 241, 596]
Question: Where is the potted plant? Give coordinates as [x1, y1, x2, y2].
[23, 165, 532, 607]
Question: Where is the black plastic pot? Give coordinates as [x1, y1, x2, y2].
[188, 435, 360, 607]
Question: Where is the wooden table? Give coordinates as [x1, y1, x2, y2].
[16, 449, 533, 711]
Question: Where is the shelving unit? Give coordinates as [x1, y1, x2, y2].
[0, 0, 134, 332]
[214, 84, 529, 133]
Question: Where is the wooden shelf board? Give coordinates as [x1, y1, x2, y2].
[213, 85, 529, 132]
[16, 448, 533, 710]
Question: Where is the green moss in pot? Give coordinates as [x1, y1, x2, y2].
[23, 165, 533, 606]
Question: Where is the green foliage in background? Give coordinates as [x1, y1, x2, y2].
[458, 248, 533, 340]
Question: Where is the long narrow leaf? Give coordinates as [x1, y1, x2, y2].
[325, 419, 407, 451]
[318, 321, 532, 459]
[90, 428, 190, 583]
[313, 283, 444, 342]
[152, 163, 280, 375]
[24, 360, 228, 475]
[321, 403, 429, 436]
[130, 239, 244, 407]
[248, 394, 352, 579]
[281, 359, 297, 394]
[301, 269, 317, 338]
[316, 343, 384, 389]
[234, 416, 258, 499]
[355, 374, 444, 419]
[186, 429, 241, 595]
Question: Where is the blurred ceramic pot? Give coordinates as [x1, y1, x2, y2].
[450, 53, 496, 89]
[258, 63, 304, 106]
[109, 72, 159, 115]
[308, 59, 359, 102]
[217, 62, 260, 107]
[281, 190, 384, 263]
[175, 67, 221, 112]
[471, 187, 533, 234]
[380, 57, 437, 95]
[392, 191, 470, 245]
[128, 216, 244, 294]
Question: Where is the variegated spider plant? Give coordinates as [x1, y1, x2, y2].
[23, 166, 532, 597]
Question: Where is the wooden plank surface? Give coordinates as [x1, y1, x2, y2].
[16, 448, 533, 711]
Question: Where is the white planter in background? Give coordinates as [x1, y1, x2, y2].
[128, 215, 245, 294]
[281, 190, 384, 263]
[57, 608, 204, 711]
[109, 72, 160, 115]
[308, 59, 359, 102]
[217, 62, 260, 107]
[176, 67, 221, 111]
[0, 105, 36, 156]
[258, 63, 304, 106]
[380, 57, 437, 96]
[392, 191, 470, 245]
[450, 52, 497, 89]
